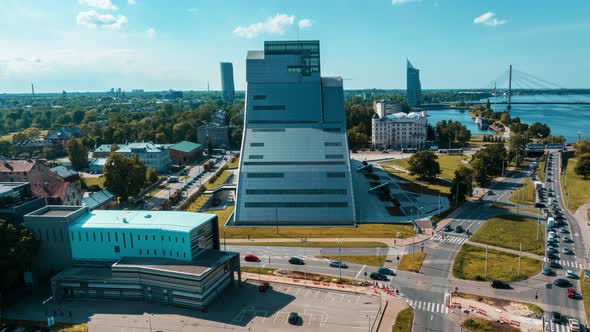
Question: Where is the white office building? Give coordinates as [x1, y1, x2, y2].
[115, 142, 171, 173]
[371, 111, 428, 149]
[234, 40, 356, 226]
[374, 100, 402, 118]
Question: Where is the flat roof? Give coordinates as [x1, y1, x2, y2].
[27, 205, 85, 217]
[0, 182, 28, 196]
[69, 210, 216, 232]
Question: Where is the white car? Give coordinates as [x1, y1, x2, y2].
[568, 318, 580, 332]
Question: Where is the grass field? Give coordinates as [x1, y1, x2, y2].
[489, 203, 540, 215]
[463, 318, 520, 332]
[231, 241, 389, 248]
[467, 135, 505, 149]
[241, 266, 277, 275]
[185, 194, 212, 212]
[82, 176, 105, 189]
[398, 252, 426, 272]
[381, 154, 469, 181]
[508, 178, 536, 206]
[320, 255, 386, 266]
[226, 156, 240, 168]
[581, 271, 590, 324]
[452, 244, 543, 282]
[562, 158, 590, 211]
[204, 170, 232, 190]
[392, 307, 413, 332]
[470, 214, 545, 255]
[538, 160, 546, 182]
[0, 129, 48, 141]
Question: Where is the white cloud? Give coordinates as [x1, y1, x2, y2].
[187, 8, 198, 13]
[128, 0, 136, 4]
[77, 10, 128, 30]
[79, 0, 118, 11]
[473, 12, 508, 27]
[392, 0, 422, 5]
[146, 27, 156, 38]
[298, 19, 313, 30]
[233, 13, 296, 39]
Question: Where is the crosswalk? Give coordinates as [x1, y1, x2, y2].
[543, 257, 584, 269]
[405, 298, 448, 314]
[431, 233, 468, 245]
[547, 322, 572, 332]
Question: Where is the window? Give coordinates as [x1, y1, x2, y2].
[246, 189, 346, 195]
[252, 95, 266, 100]
[85, 232, 89, 242]
[93, 232, 96, 242]
[250, 143, 264, 147]
[325, 154, 344, 159]
[107, 232, 111, 242]
[114, 246, 120, 253]
[145, 235, 148, 240]
[100, 232, 104, 242]
[183, 252, 186, 258]
[246, 172, 284, 178]
[176, 252, 179, 257]
[248, 155, 263, 160]
[323, 128, 341, 132]
[139, 249, 142, 255]
[245, 202, 348, 208]
[252, 105, 286, 111]
[71, 232, 74, 241]
[324, 142, 342, 147]
[175, 237, 178, 243]
[122, 233, 127, 248]
[138, 234, 141, 240]
[147, 249, 150, 255]
[78, 232, 81, 242]
[115, 232, 118, 242]
[153, 235, 155, 240]
[252, 128, 286, 132]
[182, 237, 185, 243]
[327, 172, 346, 178]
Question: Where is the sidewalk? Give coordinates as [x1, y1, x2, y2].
[226, 232, 434, 247]
[465, 240, 544, 261]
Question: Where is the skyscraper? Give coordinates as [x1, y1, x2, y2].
[220, 62, 235, 104]
[406, 59, 422, 107]
[234, 40, 356, 226]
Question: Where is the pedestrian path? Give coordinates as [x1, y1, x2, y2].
[543, 257, 584, 269]
[259, 255, 329, 262]
[431, 233, 468, 245]
[547, 321, 573, 332]
[405, 298, 449, 314]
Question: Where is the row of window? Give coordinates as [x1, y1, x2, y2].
[251, 128, 286, 132]
[244, 202, 348, 208]
[137, 248, 186, 258]
[245, 189, 347, 195]
[326, 172, 346, 178]
[252, 95, 266, 100]
[246, 172, 284, 178]
[252, 105, 287, 111]
[243, 161, 346, 166]
[324, 142, 342, 147]
[71, 230, 186, 248]
[248, 155, 264, 159]
[325, 154, 344, 159]
[250, 143, 264, 147]
[323, 128, 341, 132]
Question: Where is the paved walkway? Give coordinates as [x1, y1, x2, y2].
[465, 240, 544, 260]
[574, 202, 590, 226]
[226, 233, 433, 247]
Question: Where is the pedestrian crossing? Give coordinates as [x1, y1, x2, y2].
[543, 257, 584, 269]
[548, 322, 573, 332]
[431, 233, 468, 245]
[405, 298, 449, 314]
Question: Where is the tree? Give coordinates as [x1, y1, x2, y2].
[500, 112, 511, 124]
[485, 99, 491, 111]
[407, 151, 441, 180]
[527, 122, 551, 139]
[347, 127, 369, 150]
[574, 139, 590, 156]
[435, 120, 471, 147]
[574, 154, 590, 179]
[451, 165, 474, 204]
[146, 167, 159, 184]
[104, 153, 146, 200]
[0, 220, 39, 306]
[470, 143, 507, 186]
[67, 138, 88, 171]
[508, 133, 528, 166]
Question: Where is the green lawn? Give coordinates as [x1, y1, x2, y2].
[398, 252, 426, 272]
[489, 203, 540, 215]
[470, 214, 545, 255]
[240, 266, 277, 275]
[185, 194, 212, 212]
[392, 308, 413, 332]
[452, 244, 543, 282]
[226, 156, 240, 168]
[580, 271, 590, 324]
[463, 318, 520, 332]
[231, 241, 389, 248]
[538, 160, 545, 182]
[381, 154, 469, 180]
[320, 255, 386, 266]
[468, 135, 505, 149]
[562, 158, 590, 211]
[82, 176, 105, 189]
[204, 170, 232, 190]
[508, 178, 536, 206]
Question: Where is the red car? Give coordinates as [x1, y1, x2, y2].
[567, 288, 576, 299]
[244, 254, 260, 262]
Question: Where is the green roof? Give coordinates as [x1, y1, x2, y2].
[170, 140, 202, 153]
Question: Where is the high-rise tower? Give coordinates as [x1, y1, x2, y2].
[234, 40, 356, 226]
[220, 62, 235, 104]
[406, 60, 422, 107]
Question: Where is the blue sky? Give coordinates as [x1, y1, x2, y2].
[1, 0, 589, 93]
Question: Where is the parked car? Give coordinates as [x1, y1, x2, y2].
[567, 288, 577, 299]
[378, 267, 396, 276]
[288, 312, 299, 325]
[563, 235, 571, 243]
[566, 270, 576, 279]
[542, 267, 553, 276]
[455, 225, 464, 233]
[549, 260, 561, 269]
[568, 318, 581, 332]
[370, 272, 388, 281]
[244, 254, 260, 262]
[547, 253, 558, 260]
[560, 227, 569, 234]
[329, 260, 348, 268]
[551, 311, 562, 323]
[491, 280, 510, 289]
[288, 257, 305, 265]
[554, 278, 571, 287]
[443, 225, 452, 232]
[563, 247, 573, 255]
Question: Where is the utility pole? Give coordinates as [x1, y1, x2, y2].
[338, 239, 343, 281]
[536, 208, 541, 241]
[484, 245, 488, 278]
[518, 242, 522, 275]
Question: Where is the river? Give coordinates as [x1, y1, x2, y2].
[426, 94, 590, 142]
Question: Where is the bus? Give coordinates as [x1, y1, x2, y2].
[437, 148, 464, 155]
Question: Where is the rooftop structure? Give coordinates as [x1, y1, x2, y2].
[234, 40, 356, 226]
[406, 60, 422, 107]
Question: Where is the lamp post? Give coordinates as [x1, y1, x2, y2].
[302, 238, 308, 285]
[338, 239, 343, 281]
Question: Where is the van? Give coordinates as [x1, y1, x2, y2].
[168, 176, 178, 183]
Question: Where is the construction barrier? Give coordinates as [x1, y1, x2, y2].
[322, 282, 330, 286]
[450, 302, 462, 309]
[469, 305, 477, 311]
[313, 281, 321, 285]
[293, 278, 300, 283]
[477, 309, 487, 316]
[510, 320, 520, 327]
[500, 317, 510, 324]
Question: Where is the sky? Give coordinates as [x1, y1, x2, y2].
[1, 0, 589, 93]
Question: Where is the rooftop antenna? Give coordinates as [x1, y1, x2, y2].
[31, 83, 35, 96]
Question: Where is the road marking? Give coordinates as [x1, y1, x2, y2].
[355, 265, 367, 280]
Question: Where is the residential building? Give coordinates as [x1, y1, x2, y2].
[89, 158, 107, 174]
[115, 142, 171, 173]
[373, 100, 402, 118]
[234, 40, 356, 226]
[47, 127, 83, 152]
[23, 206, 239, 310]
[371, 111, 428, 149]
[15, 139, 64, 158]
[220, 62, 235, 104]
[31, 182, 82, 206]
[92, 144, 120, 158]
[169, 141, 204, 166]
[0, 182, 46, 223]
[406, 60, 422, 107]
[0, 159, 61, 183]
[196, 125, 230, 149]
[82, 189, 116, 210]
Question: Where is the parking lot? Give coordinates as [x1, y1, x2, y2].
[3, 281, 381, 332]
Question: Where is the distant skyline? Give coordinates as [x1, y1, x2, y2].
[1, 0, 589, 93]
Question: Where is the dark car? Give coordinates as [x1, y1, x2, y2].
[535, 203, 546, 208]
[455, 225, 464, 233]
[547, 253, 559, 260]
[491, 280, 511, 289]
[329, 260, 348, 268]
[378, 267, 396, 276]
[553, 278, 571, 287]
[288, 312, 299, 325]
[288, 257, 305, 265]
[542, 267, 553, 276]
[370, 272, 388, 281]
[551, 311, 562, 323]
[549, 260, 561, 269]
[443, 225, 452, 232]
